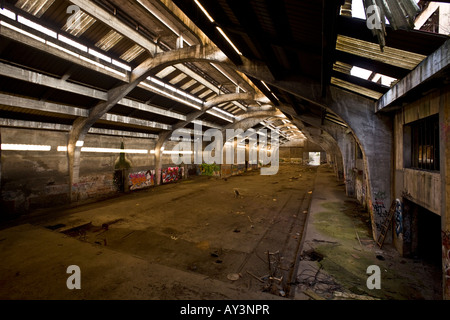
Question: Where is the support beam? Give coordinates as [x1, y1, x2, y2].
[0, 62, 186, 121]
[376, 39, 450, 111]
[67, 43, 229, 201]
[0, 22, 127, 81]
[173, 63, 248, 112]
[69, 0, 158, 56]
[0, 93, 171, 131]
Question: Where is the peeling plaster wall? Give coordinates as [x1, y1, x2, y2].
[0, 128, 69, 215]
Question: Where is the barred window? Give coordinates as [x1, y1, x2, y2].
[408, 114, 440, 171]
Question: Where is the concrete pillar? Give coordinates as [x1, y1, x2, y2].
[336, 131, 357, 197]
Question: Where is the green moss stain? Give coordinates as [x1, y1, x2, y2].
[310, 201, 427, 300]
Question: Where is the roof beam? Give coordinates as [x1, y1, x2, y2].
[336, 15, 449, 56]
[376, 39, 450, 111]
[69, 0, 158, 56]
[0, 21, 127, 81]
[173, 63, 248, 111]
[0, 118, 159, 139]
[0, 62, 186, 121]
[0, 93, 171, 130]
[334, 50, 409, 80]
[155, 92, 253, 151]
[331, 70, 390, 94]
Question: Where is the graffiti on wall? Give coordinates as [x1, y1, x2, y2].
[394, 198, 403, 239]
[73, 174, 116, 200]
[221, 164, 232, 179]
[162, 167, 183, 184]
[372, 191, 389, 232]
[198, 163, 220, 177]
[443, 231, 450, 294]
[129, 170, 155, 191]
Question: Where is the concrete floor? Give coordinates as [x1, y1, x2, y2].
[0, 163, 442, 300]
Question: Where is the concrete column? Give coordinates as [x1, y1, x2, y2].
[336, 131, 357, 197]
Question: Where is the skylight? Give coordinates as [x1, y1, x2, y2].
[95, 30, 124, 52]
[120, 44, 145, 62]
[15, 0, 55, 18]
[350, 66, 372, 80]
[61, 10, 96, 37]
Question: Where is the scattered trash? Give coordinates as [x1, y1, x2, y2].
[246, 270, 265, 283]
[303, 210, 308, 214]
[273, 199, 277, 202]
[171, 235, 178, 240]
[279, 290, 286, 297]
[227, 273, 240, 281]
[308, 191, 313, 194]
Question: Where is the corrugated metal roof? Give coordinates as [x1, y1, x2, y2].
[61, 9, 96, 37]
[95, 30, 123, 52]
[15, 0, 56, 18]
[119, 44, 145, 63]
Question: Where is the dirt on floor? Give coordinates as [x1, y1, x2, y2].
[294, 165, 443, 301]
[0, 163, 317, 299]
[0, 163, 443, 300]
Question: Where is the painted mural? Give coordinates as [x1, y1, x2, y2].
[128, 170, 155, 191]
[394, 198, 403, 239]
[162, 167, 183, 184]
[74, 173, 116, 200]
[198, 163, 220, 177]
[221, 164, 232, 179]
[231, 164, 245, 176]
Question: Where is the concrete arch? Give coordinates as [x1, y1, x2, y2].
[68, 44, 233, 200]
[236, 62, 393, 240]
[153, 92, 256, 185]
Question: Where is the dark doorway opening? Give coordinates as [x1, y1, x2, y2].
[403, 198, 442, 266]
